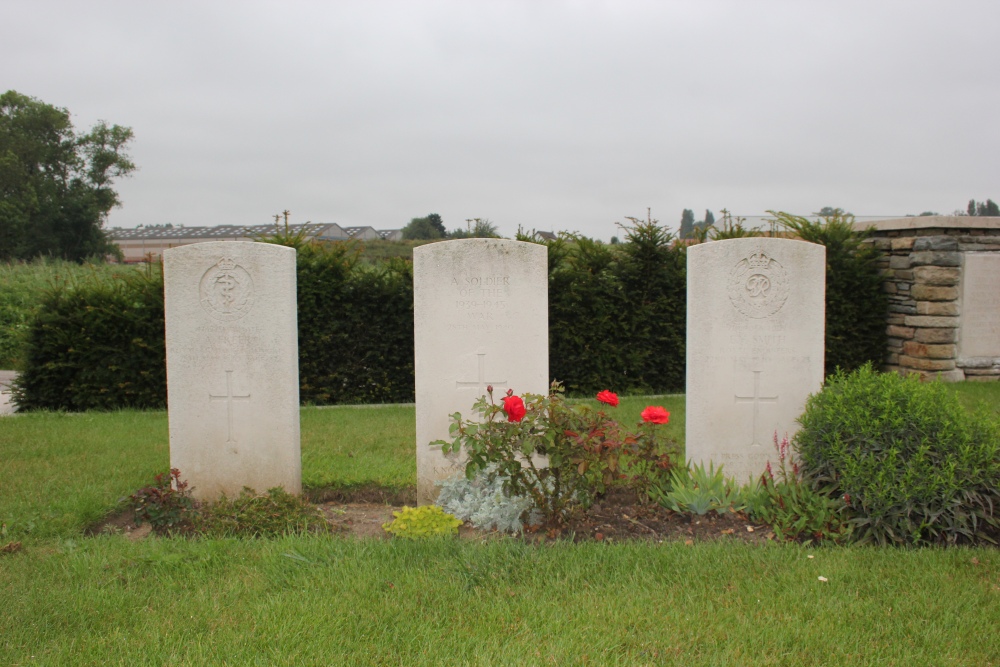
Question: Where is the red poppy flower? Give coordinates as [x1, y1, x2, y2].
[641, 406, 670, 424]
[502, 395, 526, 422]
[596, 390, 619, 407]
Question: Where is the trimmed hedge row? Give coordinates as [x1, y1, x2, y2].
[548, 217, 686, 394]
[13, 267, 167, 411]
[12, 218, 886, 410]
[295, 244, 414, 405]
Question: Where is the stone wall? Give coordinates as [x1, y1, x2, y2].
[859, 216, 1000, 382]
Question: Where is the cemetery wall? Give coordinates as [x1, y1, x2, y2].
[860, 216, 1000, 382]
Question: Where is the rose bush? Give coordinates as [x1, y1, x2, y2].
[436, 382, 680, 525]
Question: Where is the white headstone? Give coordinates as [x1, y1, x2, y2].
[686, 238, 825, 482]
[413, 239, 548, 504]
[164, 241, 301, 501]
[958, 254, 1000, 359]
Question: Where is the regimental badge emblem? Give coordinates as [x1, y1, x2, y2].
[199, 257, 254, 321]
[727, 246, 789, 318]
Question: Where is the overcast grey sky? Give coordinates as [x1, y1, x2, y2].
[6, 0, 999, 239]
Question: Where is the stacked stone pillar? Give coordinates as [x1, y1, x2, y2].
[862, 217, 1000, 382]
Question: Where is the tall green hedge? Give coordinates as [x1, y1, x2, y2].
[11, 215, 887, 410]
[547, 218, 686, 394]
[12, 267, 167, 411]
[296, 243, 414, 404]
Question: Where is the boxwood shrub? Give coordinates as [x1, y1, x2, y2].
[795, 364, 1000, 546]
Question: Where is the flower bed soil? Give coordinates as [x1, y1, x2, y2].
[313, 489, 775, 544]
[90, 486, 775, 545]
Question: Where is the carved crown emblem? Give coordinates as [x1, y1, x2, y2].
[747, 251, 771, 270]
[217, 257, 237, 272]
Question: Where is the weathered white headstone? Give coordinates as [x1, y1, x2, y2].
[164, 241, 301, 501]
[686, 238, 825, 482]
[413, 239, 548, 504]
[958, 254, 1000, 359]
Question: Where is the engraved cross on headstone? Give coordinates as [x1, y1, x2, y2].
[734, 370, 778, 447]
[455, 353, 507, 397]
[209, 370, 251, 443]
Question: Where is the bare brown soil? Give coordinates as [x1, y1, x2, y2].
[555, 487, 774, 545]
[91, 486, 774, 544]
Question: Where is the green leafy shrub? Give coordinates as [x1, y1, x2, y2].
[653, 462, 747, 516]
[745, 432, 852, 543]
[438, 383, 679, 524]
[770, 210, 888, 376]
[795, 365, 1000, 545]
[381, 505, 462, 539]
[195, 487, 332, 538]
[129, 469, 196, 535]
[12, 265, 166, 411]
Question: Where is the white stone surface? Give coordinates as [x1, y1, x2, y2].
[413, 239, 548, 504]
[0, 371, 17, 416]
[851, 216, 1000, 232]
[686, 238, 825, 483]
[164, 242, 300, 501]
[958, 253, 1000, 360]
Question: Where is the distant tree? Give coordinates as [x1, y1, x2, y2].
[401, 213, 446, 240]
[968, 199, 1000, 216]
[703, 210, 715, 228]
[679, 209, 695, 239]
[401, 216, 444, 240]
[817, 207, 850, 217]
[449, 217, 500, 239]
[0, 90, 135, 261]
[425, 213, 446, 236]
[918, 211, 939, 217]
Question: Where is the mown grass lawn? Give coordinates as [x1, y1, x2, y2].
[1, 386, 999, 666]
